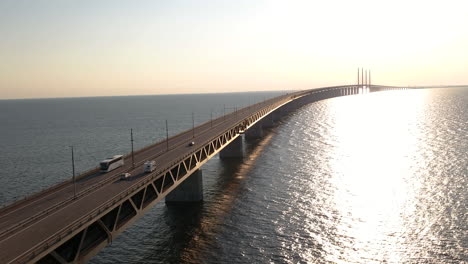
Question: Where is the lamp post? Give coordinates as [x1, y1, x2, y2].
[192, 112, 195, 138]
[70, 146, 76, 199]
[130, 128, 135, 168]
[165, 120, 169, 151]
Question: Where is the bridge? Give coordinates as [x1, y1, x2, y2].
[0, 84, 409, 264]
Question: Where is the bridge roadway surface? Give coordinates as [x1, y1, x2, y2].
[0, 89, 317, 263]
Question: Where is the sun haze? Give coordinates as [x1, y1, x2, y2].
[1, 0, 467, 99]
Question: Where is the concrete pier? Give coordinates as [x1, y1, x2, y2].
[261, 115, 275, 128]
[245, 123, 263, 140]
[272, 111, 281, 122]
[284, 101, 297, 113]
[165, 169, 203, 203]
[219, 136, 243, 158]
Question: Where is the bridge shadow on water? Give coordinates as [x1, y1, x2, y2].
[135, 128, 278, 264]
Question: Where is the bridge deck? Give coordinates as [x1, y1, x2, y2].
[0, 92, 296, 263]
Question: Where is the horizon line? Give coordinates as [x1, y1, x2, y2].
[0, 89, 299, 101]
[1, 84, 467, 101]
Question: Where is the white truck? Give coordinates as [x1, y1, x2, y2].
[144, 160, 156, 173]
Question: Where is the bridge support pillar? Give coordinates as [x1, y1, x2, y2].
[306, 94, 316, 104]
[245, 123, 263, 140]
[286, 103, 293, 112]
[262, 115, 275, 128]
[292, 101, 298, 111]
[272, 111, 281, 122]
[219, 136, 243, 158]
[166, 169, 203, 203]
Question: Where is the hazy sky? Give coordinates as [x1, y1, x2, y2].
[1, 0, 467, 99]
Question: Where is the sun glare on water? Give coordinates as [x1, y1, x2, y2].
[322, 91, 428, 263]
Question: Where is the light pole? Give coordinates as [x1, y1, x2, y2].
[192, 112, 195, 138]
[130, 128, 135, 168]
[70, 146, 76, 199]
[165, 120, 169, 151]
[210, 109, 213, 128]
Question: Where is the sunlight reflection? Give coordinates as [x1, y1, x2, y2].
[177, 133, 275, 262]
[325, 91, 427, 263]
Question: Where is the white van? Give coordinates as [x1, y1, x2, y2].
[144, 160, 156, 173]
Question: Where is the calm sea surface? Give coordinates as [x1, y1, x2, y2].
[0, 88, 466, 263]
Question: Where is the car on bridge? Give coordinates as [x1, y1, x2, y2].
[188, 141, 195, 146]
[144, 160, 156, 173]
[120, 173, 132, 180]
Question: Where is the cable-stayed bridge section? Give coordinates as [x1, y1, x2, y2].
[0, 84, 408, 264]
